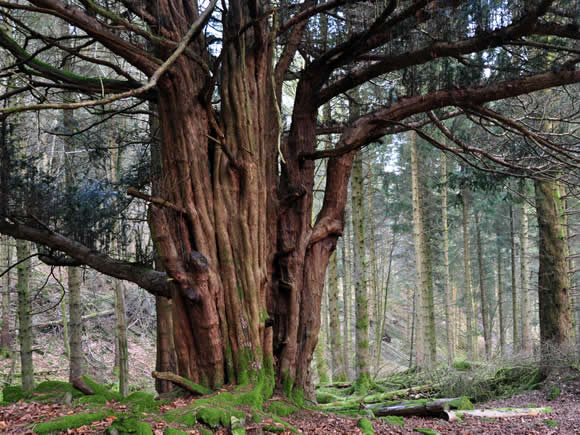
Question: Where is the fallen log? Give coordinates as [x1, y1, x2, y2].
[446, 408, 546, 422]
[32, 310, 114, 329]
[366, 398, 461, 419]
[152, 371, 212, 396]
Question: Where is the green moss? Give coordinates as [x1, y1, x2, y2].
[251, 413, 263, 423]
[452, 360, 472, 371]
[33, 410, 114, 434]
[163, 429, 190, 435]
[413, 428, 438, 434]
[163, 408, 197, 427]
[354, 372, 374, 396]
[199, 428, 213, 435]
[82, 376, 123, 402]
[266, 401, 298, 417]
[106, 414, 153, 434]
[357, 417, 374, 435]
[124, 391, 165, 413]
[282, 371, 294, 398]
[547, 387, 560, 401]
[382, 415, 404, 426]
[77, 394, 108, 405]
[0, 401, 9, 406]
[3, 385, 27, 403]
[316, 391, 338, 404]
[270, 414, 300, 434]
[449, 396, 474, 410]
[263, 425, 286, 433]
[545, 420, 558, 427]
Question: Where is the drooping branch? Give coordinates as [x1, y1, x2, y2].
[318, 13, 576, 104]
[302, 69, 580, 160]
[0, 219, 170, 297]
[0, 0, 218, 116]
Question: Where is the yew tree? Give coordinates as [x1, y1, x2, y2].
[0, 0, 578, 398]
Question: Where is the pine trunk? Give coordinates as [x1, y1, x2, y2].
[475, 212, 491, 360]
[534, 180, 574, 349]
[496, 229, 506, 356]
[17, 239, 33, 392]
[328, 251, 347, 381]
[341, 228, 352, 380]
[510, 205, 519, 353]
[352, 151, 371, 391]
[441, 152, 454, 364]
[68, 267, 83, 382]
[1, 235, 11, 351]
[519, 183, 532, 354]
[462, 187, 476, 360]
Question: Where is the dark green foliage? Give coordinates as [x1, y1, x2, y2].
[413, 428, 438, 435]
[262, 425, 286, 433]
[316, 391, 339, 404]
[545, 420, 558, 427]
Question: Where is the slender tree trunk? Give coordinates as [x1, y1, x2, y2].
[475, 212, 491, 359]
[1, 235, 11, 352]
[462, 187, 476, 360]
[496, 228, 506, 356]
[519, 182, 532, 354]
[375, 235, 395, 373]
[315, 280, 330, 385]
[409, 288, 417, 368]
[535, 179, 574, 350]
[63, 103, 84, 383]
[341, 213, 352, 380]
[352, 151, 371, 391]
[368, 188, 380, 371]
[510, 205, 519, 353]
[68, 267, 83, 382]
[410, 132, 436, 366]
[441, 152, 454, 365]
[328, 251, 346, 381]
[16, 239, 33, 392]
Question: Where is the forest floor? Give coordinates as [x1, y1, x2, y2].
[1, 367, 579, 434]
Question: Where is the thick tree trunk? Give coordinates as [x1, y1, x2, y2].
[17, 239, 33, 392]
[534, 179, 574, 349]
[475, 212, 491, 360]
[461, 187, 476, 360]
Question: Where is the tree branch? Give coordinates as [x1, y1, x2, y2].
[0, 219, 170, 297]
[0, 0, 218, 116]
[301, 69, 580, 160]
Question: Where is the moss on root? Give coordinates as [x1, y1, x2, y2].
[32, 410, 114, 434]
[82, 376, 123, 402]
[266, 400, 298, 417]
[106, 414, 154, 434]
[2, 385, 27, 403]
[382, 415, 404, 426]
[163, 429, 190, 435]
[357, 417, 375, 435]
[449, 396, 474, 410]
